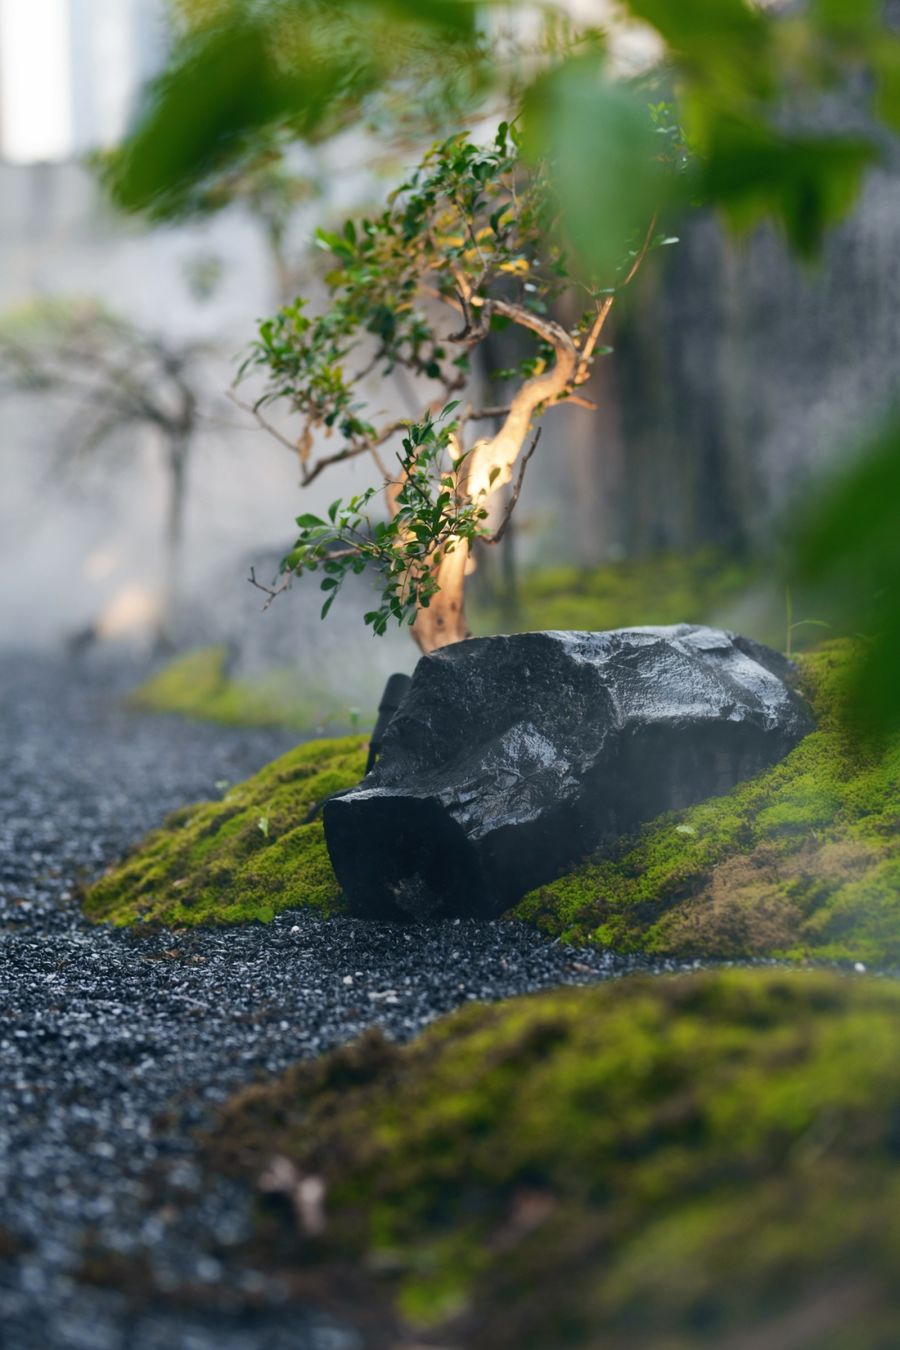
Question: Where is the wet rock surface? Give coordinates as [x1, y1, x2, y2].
[0, 650, 647, 1350]
[326, 626, 814, 919]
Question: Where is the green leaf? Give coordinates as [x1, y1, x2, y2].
[104, 13, 354, 217]
[792, 413, 900, 735]
[103, 2, 479, 218]
[296, 513, 326, 528]
[702, 117, 877, 258]
[623, 0, 772, 104]
[523, 61, 675, 279]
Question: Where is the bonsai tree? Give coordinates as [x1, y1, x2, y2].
[240, 121, 679, 652]
[0, 301, 213, 645]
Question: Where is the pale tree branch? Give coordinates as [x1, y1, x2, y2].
[463, 299, 578, 502]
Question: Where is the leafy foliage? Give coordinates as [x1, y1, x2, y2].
[104, 0, 484, 219]
[106, 1, 900, 261]
[243, 124, 678, 635]
[282, 407, 492, 632]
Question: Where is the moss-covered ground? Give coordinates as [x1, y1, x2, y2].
[206, 967, 900, 1348]
[127, 645, 365, 732]
[474, 549, 754, 635]
[514, 642, 900, 967]
[91, 642, 898, 959]
[83, 735, 367, 926]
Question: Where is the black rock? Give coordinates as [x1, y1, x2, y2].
[324, 626, 815, 920]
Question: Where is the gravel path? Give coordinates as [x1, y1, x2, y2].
[0, 652, 659, 1350]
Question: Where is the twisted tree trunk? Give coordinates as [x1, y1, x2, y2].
[410, 542, 471, 651]
[407, 302, 579, 654]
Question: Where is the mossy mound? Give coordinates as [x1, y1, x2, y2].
[207, 968, 900, 1348]
[475, 549, 753, 634]
[83, 736, 367, 926]
[128, 645, 365, 731]
[514, 643, 900, 967]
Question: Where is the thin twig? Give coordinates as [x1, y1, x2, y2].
[469, 388, 595, 422]
[576, 295, 615, 385]
[351, 344, 387, 385]
[231, 386, 408, 486]
[248, 566, 291, 610]
[228, 388, 303, 458]
[574, 212, 659, 386]
[368, 443, 392, 481]
[301, 413, 411, 485]
[485, 426, 542, 545]
[621, 211, 659, 288]
[468, 404, 512, 421]
[300, 440, 379, 486]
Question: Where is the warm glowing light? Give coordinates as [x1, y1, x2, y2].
[95, 585, 161, 639]
[0, 0, 73, 163]
[83, 546, 120, 582]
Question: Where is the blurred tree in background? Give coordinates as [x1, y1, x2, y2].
[104, 0, 900, 729]
[0, 301, 214, 647]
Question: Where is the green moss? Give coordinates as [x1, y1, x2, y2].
[514, 643, 900, 966]
[128, 645, 368, 731]
[474, 549, 754, 635]
[206, 968, 900, 1347]
[83, 735, 367, 926]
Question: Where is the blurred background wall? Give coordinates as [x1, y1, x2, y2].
[0, 0, 408, 686]
[548, 165, 900, 568]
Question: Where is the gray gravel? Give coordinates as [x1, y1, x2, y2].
[0, 651, 663, 1350]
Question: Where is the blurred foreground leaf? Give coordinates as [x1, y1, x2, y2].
[702, 117, 877, 257]
[107, 0, 899, 271]
[522, 60, 680, 277]
[106, 0, 480, 217]
[626, 0, 773, 105]
[794, 417, 900, 736]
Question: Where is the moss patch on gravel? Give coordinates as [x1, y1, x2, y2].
[83, 736, 367, 926]
[128, 645, 365, 732]
[206, 968, 900, 1348]
[514, 643, 900, 966]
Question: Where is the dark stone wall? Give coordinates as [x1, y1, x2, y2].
[529, 158, 900, 567]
